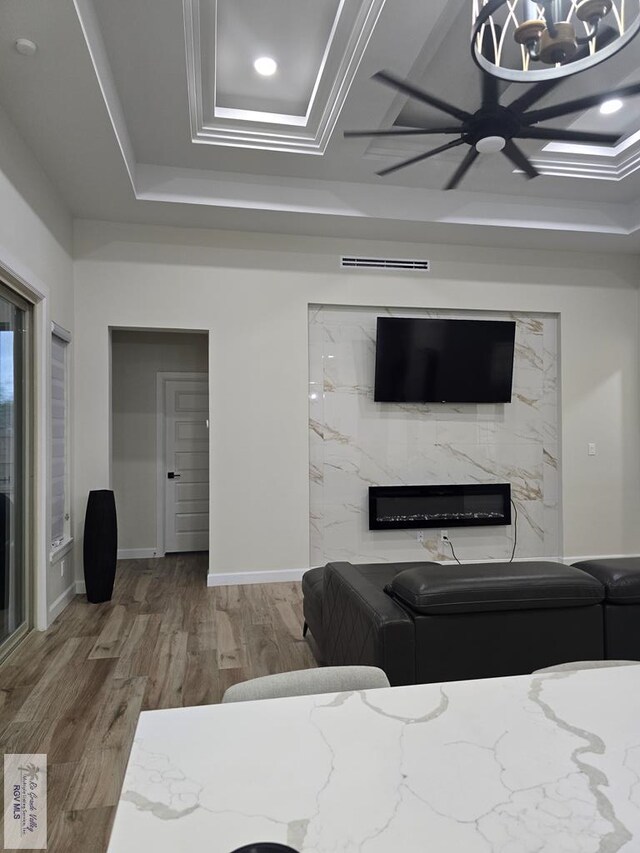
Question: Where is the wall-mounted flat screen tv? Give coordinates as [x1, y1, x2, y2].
[374, 317, 516, 403]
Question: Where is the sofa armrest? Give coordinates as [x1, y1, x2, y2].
[322, 562, 415, 686]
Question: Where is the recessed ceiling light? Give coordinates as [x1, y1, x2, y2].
[600, 98, 623, 115]
[253, 56, 277, 77]
[15, 39, 37, 57]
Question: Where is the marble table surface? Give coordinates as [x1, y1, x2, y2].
[107, 665, 640, 852]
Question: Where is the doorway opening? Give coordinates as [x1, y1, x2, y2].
[110, 329, 209, 561]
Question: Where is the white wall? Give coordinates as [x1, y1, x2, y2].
[72, 220, 640, 583]
[0, 102, 74, 625]
[111, 329, 208, 553]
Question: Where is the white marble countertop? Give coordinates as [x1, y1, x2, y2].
[107, 665, 640, 852]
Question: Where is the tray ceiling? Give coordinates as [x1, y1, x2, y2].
[0, 0, 639, 245]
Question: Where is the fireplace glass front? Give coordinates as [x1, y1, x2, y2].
[368, 483, 511, 530]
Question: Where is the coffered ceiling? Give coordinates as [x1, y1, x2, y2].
[0, 0, 640, 249]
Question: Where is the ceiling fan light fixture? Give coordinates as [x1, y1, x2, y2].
[476, 135, 506, 153]
[537, 22, 578, 64]
[253, 56, 277, 77]
[576, 0, 614, 25]
[346, 50, 640, 188]
[600, 97, 623, 114]
[471, 0, 640, 82]
[514, 19, 546, 57]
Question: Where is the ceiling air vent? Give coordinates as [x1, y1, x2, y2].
[340, 256, 430, 271]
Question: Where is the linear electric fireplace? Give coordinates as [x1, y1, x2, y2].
[369, 483, 511, 530]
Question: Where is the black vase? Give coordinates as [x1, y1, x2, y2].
[83, 489, 118, 603]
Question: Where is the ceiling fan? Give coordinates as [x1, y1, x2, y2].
[345, 35, 640, 189]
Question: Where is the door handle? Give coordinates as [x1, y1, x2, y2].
[167, 472, 181, 479]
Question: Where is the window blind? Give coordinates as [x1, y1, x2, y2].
[51, 331, 68, 548]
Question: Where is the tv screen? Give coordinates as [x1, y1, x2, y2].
[374, 317, 516, 403]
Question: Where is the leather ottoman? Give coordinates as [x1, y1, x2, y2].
[572, 558, 640, 661]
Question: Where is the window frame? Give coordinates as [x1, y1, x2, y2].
[0, 277, 33, 659]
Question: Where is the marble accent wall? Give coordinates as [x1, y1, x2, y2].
[309, 305, 560, 565]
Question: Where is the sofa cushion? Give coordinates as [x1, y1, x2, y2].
[572, 558, 640, 603]
[388, 560, 603, 614]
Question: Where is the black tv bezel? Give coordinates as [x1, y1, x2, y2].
[373, 316, 516, 404]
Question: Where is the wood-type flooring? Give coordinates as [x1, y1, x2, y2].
[0, 554, 316, 851]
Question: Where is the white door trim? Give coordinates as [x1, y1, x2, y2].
[155, 372, 209, 557]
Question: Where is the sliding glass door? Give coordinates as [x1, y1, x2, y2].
[0, 283, 29, 655]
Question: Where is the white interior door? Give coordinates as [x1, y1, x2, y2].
[163, 377, 209, 553]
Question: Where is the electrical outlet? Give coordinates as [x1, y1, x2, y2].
[417, 530, 424, 543]
[60, 559, 65, 578]
[440, 529, 449, 544]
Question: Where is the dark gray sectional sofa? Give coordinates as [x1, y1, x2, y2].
[302, 557, 638, 686]
[573, 558, 640, 661]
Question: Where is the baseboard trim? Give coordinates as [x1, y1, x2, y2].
[563, 553, 640, 565]
[48, 583, 77, 622]
[75, 552, 640, 594]
[117, 548, 157, 560]
[207, 568, 307, 587]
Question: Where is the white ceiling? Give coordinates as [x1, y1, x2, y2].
[0, 0, 639, 249]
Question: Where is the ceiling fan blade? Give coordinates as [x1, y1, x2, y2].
[344, 126, 461, 138]
[444, 147, 479, 190]
[524, 80, 640, 125]
[508, 77, 566, 115]
[508, 26, 618, 115]
[373, 70, 472, 123]
[503, 140, 539, 179]
[377, 138, 465, 177]
[518, 127, 620, 144]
